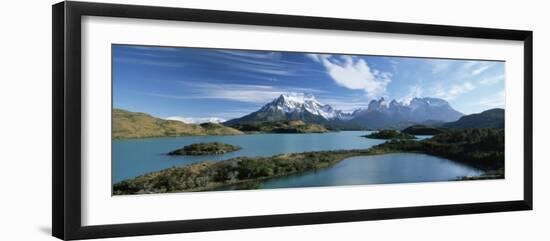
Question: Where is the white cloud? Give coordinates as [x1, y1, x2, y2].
[217, 59, 295, 76]
[471, 65, 492, 76]
[165, 116, 226, 124]
[425, 61, 502, 101]
[463, 61, 495, 76]
[462, 61, 478, 69]
[143, 82, 324, 105]
[320, 97, 371, 112]
[307, 53, 330, 63]
[401, 84, 424, 104]
[307, 54, 391, 98]
[215, 49, 281, 59]
[212, 50, 298, 76]
[479, 74, 505, 86]
[433, 82, 475, 100]
[430, 60, 451, 74]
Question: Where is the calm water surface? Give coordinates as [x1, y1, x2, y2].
[256, 153, 484, 189]
[113, 131, 388, 182]
[112, 131, 480, 187]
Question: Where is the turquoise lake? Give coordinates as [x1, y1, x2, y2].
[112, 131, 483, 186]
[255, 153, 483, 190]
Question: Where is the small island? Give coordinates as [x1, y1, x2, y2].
[401, 125, 446, 135]
[168, 142, 242, 156]
[362, 130, 416, 140]
[231, 120, 329, 134]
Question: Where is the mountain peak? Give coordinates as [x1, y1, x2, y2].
[259, 93, 341, 120]
[367, 97, 389, 111]
[352, 96, 463, 126]
[278, 92, 318, 103]
[368, 97, 386, 103]
[226, 93, 464, 129]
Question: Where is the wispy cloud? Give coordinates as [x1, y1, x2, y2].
[477, 90, 505, 108]
[479, 74, 505, 86]
[142, 82, 324, 105]
[164, 116, 226, 124]
[221, 70, 283, 82]
[424, 60, 501, 101]
[401, 84, 424, 104]
[319, 96, 371, 112]
[118, 46, 312, 77]
[433, 82, 475, 100]
[215, 49, 282, 59]
[307, 54, 392, 98]
[113, 57, 188, 67]
[429, 60, 452, 74]
[472, 65, 491, 76]
[212, 50, 284, 68]
[209, 50, 300, 77]
[463, 61, 496, 76]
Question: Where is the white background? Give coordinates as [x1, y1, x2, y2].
[0, 0, 547, 240]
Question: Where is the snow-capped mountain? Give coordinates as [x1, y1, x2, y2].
[350, 97, 463, 128]
[224, 93, 350, 126]
[257, 93, 346, 120]
[224, 93, 463, 129]
[407, 97, 463, 122]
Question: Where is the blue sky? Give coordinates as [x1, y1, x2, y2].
[113, 45, 505, 123]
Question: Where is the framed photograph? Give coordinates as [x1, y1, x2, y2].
[52, 1, 533, 240]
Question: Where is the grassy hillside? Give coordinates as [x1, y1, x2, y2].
[442, 108, 504, 129]
[230, 120, 329, 133]
[113, 109, 243, 139]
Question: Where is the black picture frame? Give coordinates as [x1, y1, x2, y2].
[52, 1, 533, 240]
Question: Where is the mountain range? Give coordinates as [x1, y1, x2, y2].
[113, 94, 504, 138]
[225, 93, 465, 129]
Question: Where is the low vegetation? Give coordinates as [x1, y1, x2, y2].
[168, 142, 241, 156]
[362, 130, 416, 140]
[442, 108, 504, 129]
[456, 168, 504, 181]
[401, 125, 446, 135]
[371, 128, 504, 171]
[230, 120, 328, 134]
[113, 109, 243, 139]
[113, 149, 374, 194]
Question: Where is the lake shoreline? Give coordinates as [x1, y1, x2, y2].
[113, 129, 504, 194]
[113, 148, 376, 195]
[112, 131, 383, 183]
[113, 146, 494, 195]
